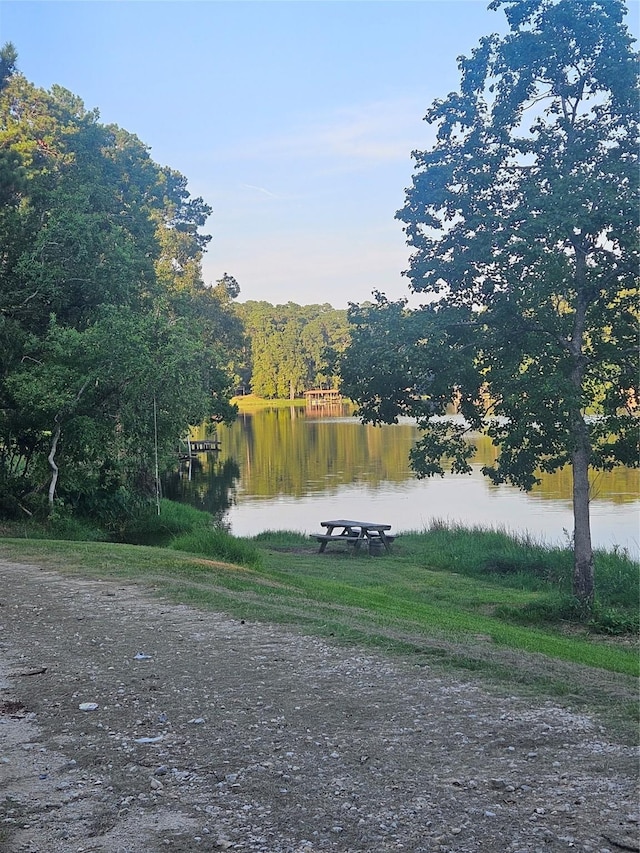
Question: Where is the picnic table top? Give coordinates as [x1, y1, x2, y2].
[321, 519, 392, 531]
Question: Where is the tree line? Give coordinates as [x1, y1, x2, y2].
[233, 300, 349, 399]
[0, 45, 241, 523]
[0, 45, 347, 525]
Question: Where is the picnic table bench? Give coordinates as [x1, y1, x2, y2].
[315, 519, 395, 554]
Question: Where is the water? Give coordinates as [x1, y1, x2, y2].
[163, 406, 640, 556]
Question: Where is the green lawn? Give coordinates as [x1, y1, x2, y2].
[0, 533, 637, 682]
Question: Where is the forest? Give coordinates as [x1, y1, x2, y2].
[234, 300, 349, 399]
[0, 45, 344, 526]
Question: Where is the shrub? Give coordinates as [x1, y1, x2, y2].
[46, 514, 106, 542]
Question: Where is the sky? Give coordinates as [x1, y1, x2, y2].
[1, 1, 638, 309]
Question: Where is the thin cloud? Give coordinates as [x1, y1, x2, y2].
[240, 183, 281, 199]
[211, 96, 435, 169]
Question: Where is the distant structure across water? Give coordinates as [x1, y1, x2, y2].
[304, 389, 345, 416]
[304, 389, 342, 407]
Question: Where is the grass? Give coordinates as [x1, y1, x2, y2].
[115, 499, 214, 546]
[0, 512, 637, 736]
[232, 394, 308, 411]
[171, 527, 262, 567]
[392, 521, 639, 631]
[0, 499, 214, 547]
[0, 522, 636, 664]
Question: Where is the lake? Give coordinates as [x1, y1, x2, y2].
[163, 405, 640, 556]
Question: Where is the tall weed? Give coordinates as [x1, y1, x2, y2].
[400, 520, 638, 634]
[118, 499, 212, 546]
[171, 527, 261, 568]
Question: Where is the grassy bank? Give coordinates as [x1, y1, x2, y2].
[232, 394, 356, 412]
[0, 515, 637, 687]
[232, 394, 307, 411]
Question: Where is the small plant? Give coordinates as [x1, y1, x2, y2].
[588, 604, 640, 636]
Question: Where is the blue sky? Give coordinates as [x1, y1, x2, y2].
[2, 1, 638, 308]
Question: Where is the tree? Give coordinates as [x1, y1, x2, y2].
[341, 0, 639, 604]
[6, 309, 226, 512]
[0, 51, 238, 519]
[0, 42, 17, 91]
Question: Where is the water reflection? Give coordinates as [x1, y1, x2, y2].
[163, 455, 240, 527]
[164, 407, 639, 554]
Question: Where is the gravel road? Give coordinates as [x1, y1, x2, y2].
[0, 560, 637, 853]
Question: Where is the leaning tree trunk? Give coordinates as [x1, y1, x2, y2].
[47, 379, 91, 512]
[47, 418, 62, 510]
[569, 236, 594, 605]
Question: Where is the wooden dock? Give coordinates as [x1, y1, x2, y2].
[178, 437, 221, 459]
[188, 439, 221, 452]
[305, 389, 342, 407]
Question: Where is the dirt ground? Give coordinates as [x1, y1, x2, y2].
[0, 559, 638, 853]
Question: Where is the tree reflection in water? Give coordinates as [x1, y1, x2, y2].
[162, 456, 240, 529]
[162, 408, 639, 552]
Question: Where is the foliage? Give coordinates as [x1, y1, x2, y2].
[341, 0, 639, 603]
[0, 51, 239, 521]
[236, 301, 350, 398]
[42, 512, 105, 542]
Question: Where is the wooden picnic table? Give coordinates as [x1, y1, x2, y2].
[315, 519, 394, 554]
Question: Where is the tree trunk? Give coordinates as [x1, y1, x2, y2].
[47, 419, 61, 510]
[571, 420, 594, 604]
[47, 379, 91, 511]
[569, 235, 594, 605]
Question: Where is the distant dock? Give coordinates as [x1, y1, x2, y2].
[304, 389, 342, 407]
[188, 439, 221, 452]
[178, 437, 221, 459]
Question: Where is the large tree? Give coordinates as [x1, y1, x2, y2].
[0, 54, 238, 519]
[341, 0, 638, 604]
